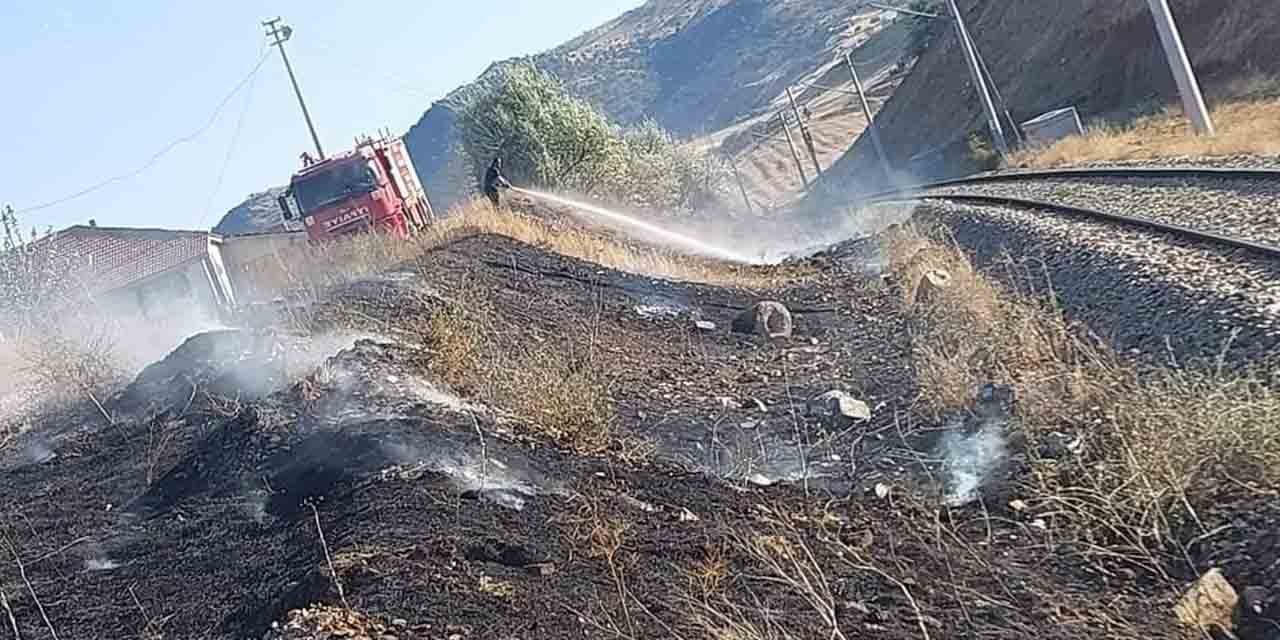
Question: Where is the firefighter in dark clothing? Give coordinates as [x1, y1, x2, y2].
[483, 157, 511, 209]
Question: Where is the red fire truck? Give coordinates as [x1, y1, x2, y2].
[278, 134, 433, 241]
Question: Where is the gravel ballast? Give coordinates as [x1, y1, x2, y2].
[929, 175, 1280, 249]
[897, 200, 1280, 368]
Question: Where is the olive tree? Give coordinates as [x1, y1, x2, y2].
[453, 63, 728, 214]
[453, 63, 619, 193]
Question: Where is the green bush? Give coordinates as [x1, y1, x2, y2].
[453, 63, 727, 214]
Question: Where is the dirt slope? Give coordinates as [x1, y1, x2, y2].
[6, 210, 1279, 637]
[8, 223, 1251, 639]
[817, 0, 1280, 200]
[706, 9, 911, 209]
[403, 0, 913, 213]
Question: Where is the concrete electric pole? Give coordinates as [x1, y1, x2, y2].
[777, 111, 810, 188]
[944, 0, 1008, 157]
[844, 52, 892, 180]
[263, 17, 326, 160]
[1145, 0, 1215, 136]
[785, 87, 824, 177]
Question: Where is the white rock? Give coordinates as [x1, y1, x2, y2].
[806, 390, 872, 422]
[1175, 568, 1239, 633]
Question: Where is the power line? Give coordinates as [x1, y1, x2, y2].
[14, 48, 272, 216]
[198, 45, 266, 228]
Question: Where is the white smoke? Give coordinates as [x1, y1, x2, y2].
[84, 557, 120, 572]
[939, 421, 1008, 507]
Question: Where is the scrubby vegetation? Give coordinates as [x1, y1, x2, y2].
[889, 223, 1280, 575]
[453, 63, 729, 214]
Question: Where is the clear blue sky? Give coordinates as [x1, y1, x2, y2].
[0, 0, 643, 232]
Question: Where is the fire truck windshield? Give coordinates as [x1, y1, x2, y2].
[293, 160, 378, 213]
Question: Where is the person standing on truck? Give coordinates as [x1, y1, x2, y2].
[483, 157, 511, 209]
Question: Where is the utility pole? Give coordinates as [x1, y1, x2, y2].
[728, 158, 755, 215]
[1145, 0, 1214, 136]
[786, 87, 823, 178]
[971, 45, 1025, 148]
[844, 52, 892, 179]
[777, 111, 810, 188]
[944, 0, 1008, 157]
[263, 17, 326, 160]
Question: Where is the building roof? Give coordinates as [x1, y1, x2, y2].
[40, 225, 212, 296]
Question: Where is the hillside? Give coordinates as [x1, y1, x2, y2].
[404, 0, 911, 213]
[212, 187, 298, 236]
[815, 0, 1280, 202]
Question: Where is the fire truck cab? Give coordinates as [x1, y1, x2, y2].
[278, 134, 432, 242]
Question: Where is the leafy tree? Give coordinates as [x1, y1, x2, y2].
[453, 63, 727, 214]
[453, 63, 619, 193]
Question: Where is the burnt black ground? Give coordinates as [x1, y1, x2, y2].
[0, 231, 1272, 639]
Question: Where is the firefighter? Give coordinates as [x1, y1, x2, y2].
[482, 157, 511, 209]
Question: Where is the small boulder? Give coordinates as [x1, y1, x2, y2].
[732, 301, 793, 339]
[912, 268, 953, 307]
[694, 320, 718, 332]
[1241, 585, 1270, 616]
[1175, 568, 1239, 633]
[806, 390, 872, 423]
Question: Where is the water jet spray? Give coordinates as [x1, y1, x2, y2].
[512, 188, 754, 263]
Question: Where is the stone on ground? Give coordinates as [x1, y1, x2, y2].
[806, 390, 871, 423]
[1174, 568, 1239, 633]
[732, 301, 793, 339]
[913, 268, 953, 307]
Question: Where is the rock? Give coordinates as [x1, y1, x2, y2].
[620, 494, 658, 513]
[1038, 431, 1082, 460]
[718, 397, 742, 409]
[732, 301, 793, 339]
[913, 268, 953, 307]
[1175, 569, 1239, 633]
[1241, 586, 1269, 616]
[525, 562, 557, 576]
[694, 320, 717, 332]
[806, 390, 872, 423]
[874, 483, 892, 499]
[1009, 499, 1029, 512]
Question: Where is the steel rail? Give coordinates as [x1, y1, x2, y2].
[868, 193, 1280, 260]
[859, 166, 1280, 202]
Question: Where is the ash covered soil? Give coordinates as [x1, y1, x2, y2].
[1, 229, 1275, 639]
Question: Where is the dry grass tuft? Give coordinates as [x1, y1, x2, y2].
[682, 543, 732, 600]
[477, 575, 517, 599]
[1008, 96, 1280, 168]
[888, 224, 1280, 569]
[0, 322, 130, 441]
[428, 200, 808, 288]
[887, 226, 1116, 423]
[416, 293, 619, 457]
[1028, 369, 1280, 570]
[246, 199, 806, 302]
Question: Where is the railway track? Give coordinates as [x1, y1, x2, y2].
[859, 166, 1280, 259]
